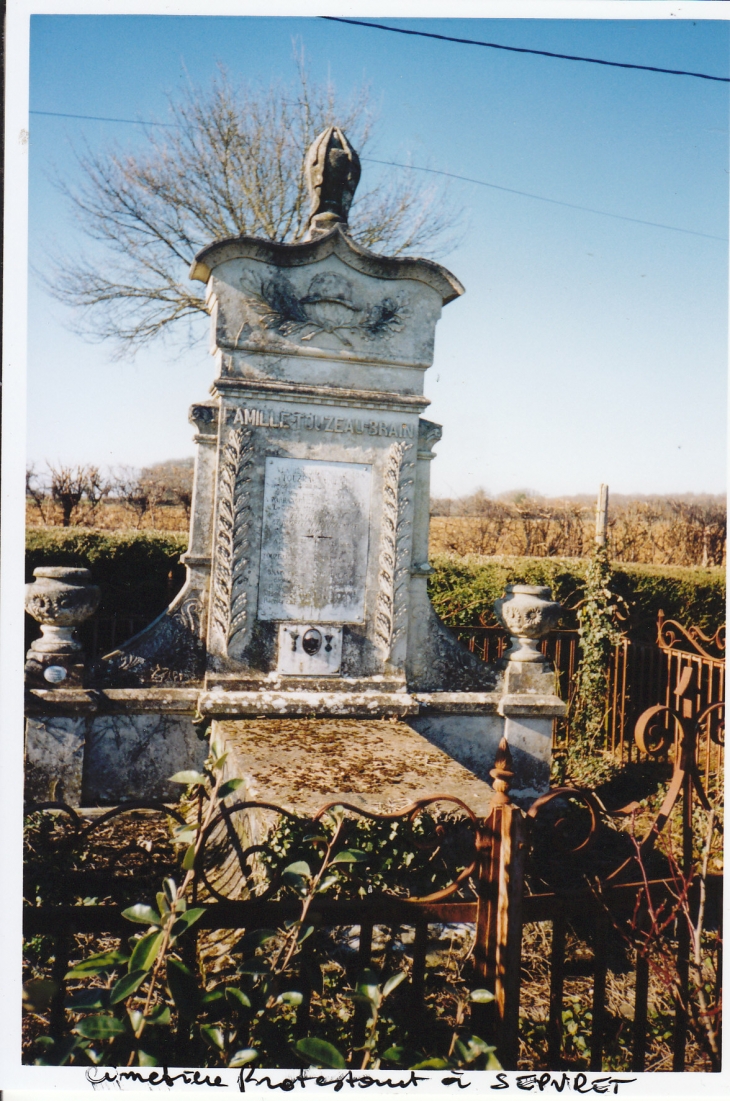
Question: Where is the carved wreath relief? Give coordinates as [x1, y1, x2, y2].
[375, 441, 414, 660]
[236, 271, 408, 350]
[211, 426, 254, 654]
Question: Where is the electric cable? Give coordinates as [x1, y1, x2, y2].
[321, 16, 730, 83]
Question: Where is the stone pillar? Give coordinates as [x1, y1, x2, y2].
[180, 401, 219, 598]
[406, 419, 441, 689]
[24, 567, 100, 804]
[495, 585, 565, 799]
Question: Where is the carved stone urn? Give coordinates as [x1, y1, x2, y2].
[493, 584, 562, 663]
[25, 567, 101, 682]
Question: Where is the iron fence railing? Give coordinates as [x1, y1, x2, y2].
[455, 619, 724, 777]
[24, 789, 722, 1073]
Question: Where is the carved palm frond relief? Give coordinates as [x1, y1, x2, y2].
[375, 441, 413, 659]
[211, 426, 254, 652]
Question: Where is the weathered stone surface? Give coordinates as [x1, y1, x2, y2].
[214, 718, 496, 816]
[95, 588, 206, 688]
[408, 711, 552, 808]
[25, 567, 101, 687]
[25, 567, 100, 632]
[494, 584, 562, 663]
[502, 716, 554, 804]
[258, 457, 372, 622]
[25, 716, 87, 804]
[199, 690, 417, 718]
[35, 140, 565, 808]
[83, 715, 205, 803]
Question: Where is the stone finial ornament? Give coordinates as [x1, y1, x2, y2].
[24, 567, 100, 684]
[303, 126, 361, 240]
[493, 584, 562, 663]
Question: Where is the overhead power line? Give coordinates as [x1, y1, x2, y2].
[29, 109, 176, 126]
[322, 16, 730, 84]
[361, 157, 727, 241]
[29, 109, 726, 242]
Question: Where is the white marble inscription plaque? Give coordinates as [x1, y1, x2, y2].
[258, 458, 372, 622]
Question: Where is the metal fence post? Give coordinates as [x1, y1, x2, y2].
[474, 737, 527, 1070]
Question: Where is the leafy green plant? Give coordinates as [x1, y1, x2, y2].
[569, 546, 625, 750]
[428, 553, 725, 641]
[27, 750, 497, 1070]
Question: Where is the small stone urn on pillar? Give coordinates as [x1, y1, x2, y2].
[24, 567, 100, 687]
[494, 584, 562, 694]
[494, 584, 562, 663]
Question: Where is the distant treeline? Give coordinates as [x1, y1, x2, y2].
[430, 490, 726, 567]
[25, 459, 194, 531]
[26, 461, 726, 568]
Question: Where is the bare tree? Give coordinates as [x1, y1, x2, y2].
[140, 458, 195, 522]
[47, 462, 108, 527]
[110, 466, 168, 528]
[26, 464, 50, 524]
[42, 60, 462, 353]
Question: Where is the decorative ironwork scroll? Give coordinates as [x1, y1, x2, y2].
[195, 794, 479, 905]
[657, 610, 725, 661]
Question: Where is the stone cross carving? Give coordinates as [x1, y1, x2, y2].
[303, 126, 361, 240]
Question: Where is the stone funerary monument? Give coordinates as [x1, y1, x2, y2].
[25, 127, 564, 812]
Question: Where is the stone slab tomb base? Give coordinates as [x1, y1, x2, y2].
[209, 717, 497, 896]
[24, 713, 205, 806]
[214, 717, 497, 816]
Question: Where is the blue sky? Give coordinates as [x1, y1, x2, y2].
[27, 13, 729, 497]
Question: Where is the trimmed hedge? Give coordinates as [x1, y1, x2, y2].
[428, 554, 726, 641]
[25, 528, 188, 618]
[25, 532, 725, 641]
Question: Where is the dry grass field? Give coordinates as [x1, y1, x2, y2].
[26, 499, 190, 533]
[26, 490, 726, 568]
[429, 494, 726, 567]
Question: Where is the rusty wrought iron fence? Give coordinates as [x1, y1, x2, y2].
[24, 729, 722, 1072]
[456, 615, 724, 777]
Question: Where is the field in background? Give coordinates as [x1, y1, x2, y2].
[25, 473, 727, 568]
[430, 491, 726, 567]
[25, 499, 190, 532]
[25, 497, 726, 568]
[26, 497, 728, 569]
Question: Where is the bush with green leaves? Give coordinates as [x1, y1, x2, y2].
[24, 745, 499, 1071]
[428, 553, 725, 641]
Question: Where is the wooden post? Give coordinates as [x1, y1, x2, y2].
[474, 737, 527, 1069]
[595, 484, 609, 548]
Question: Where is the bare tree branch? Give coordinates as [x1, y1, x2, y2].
[40, 63, 463, 354]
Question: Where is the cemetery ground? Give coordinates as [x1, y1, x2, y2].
[22, 520, 724, 1072]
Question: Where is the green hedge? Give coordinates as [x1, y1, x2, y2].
[25, 532, 725, 641]
[25, 528, 188, 618]
[428, 554, 726, 641]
